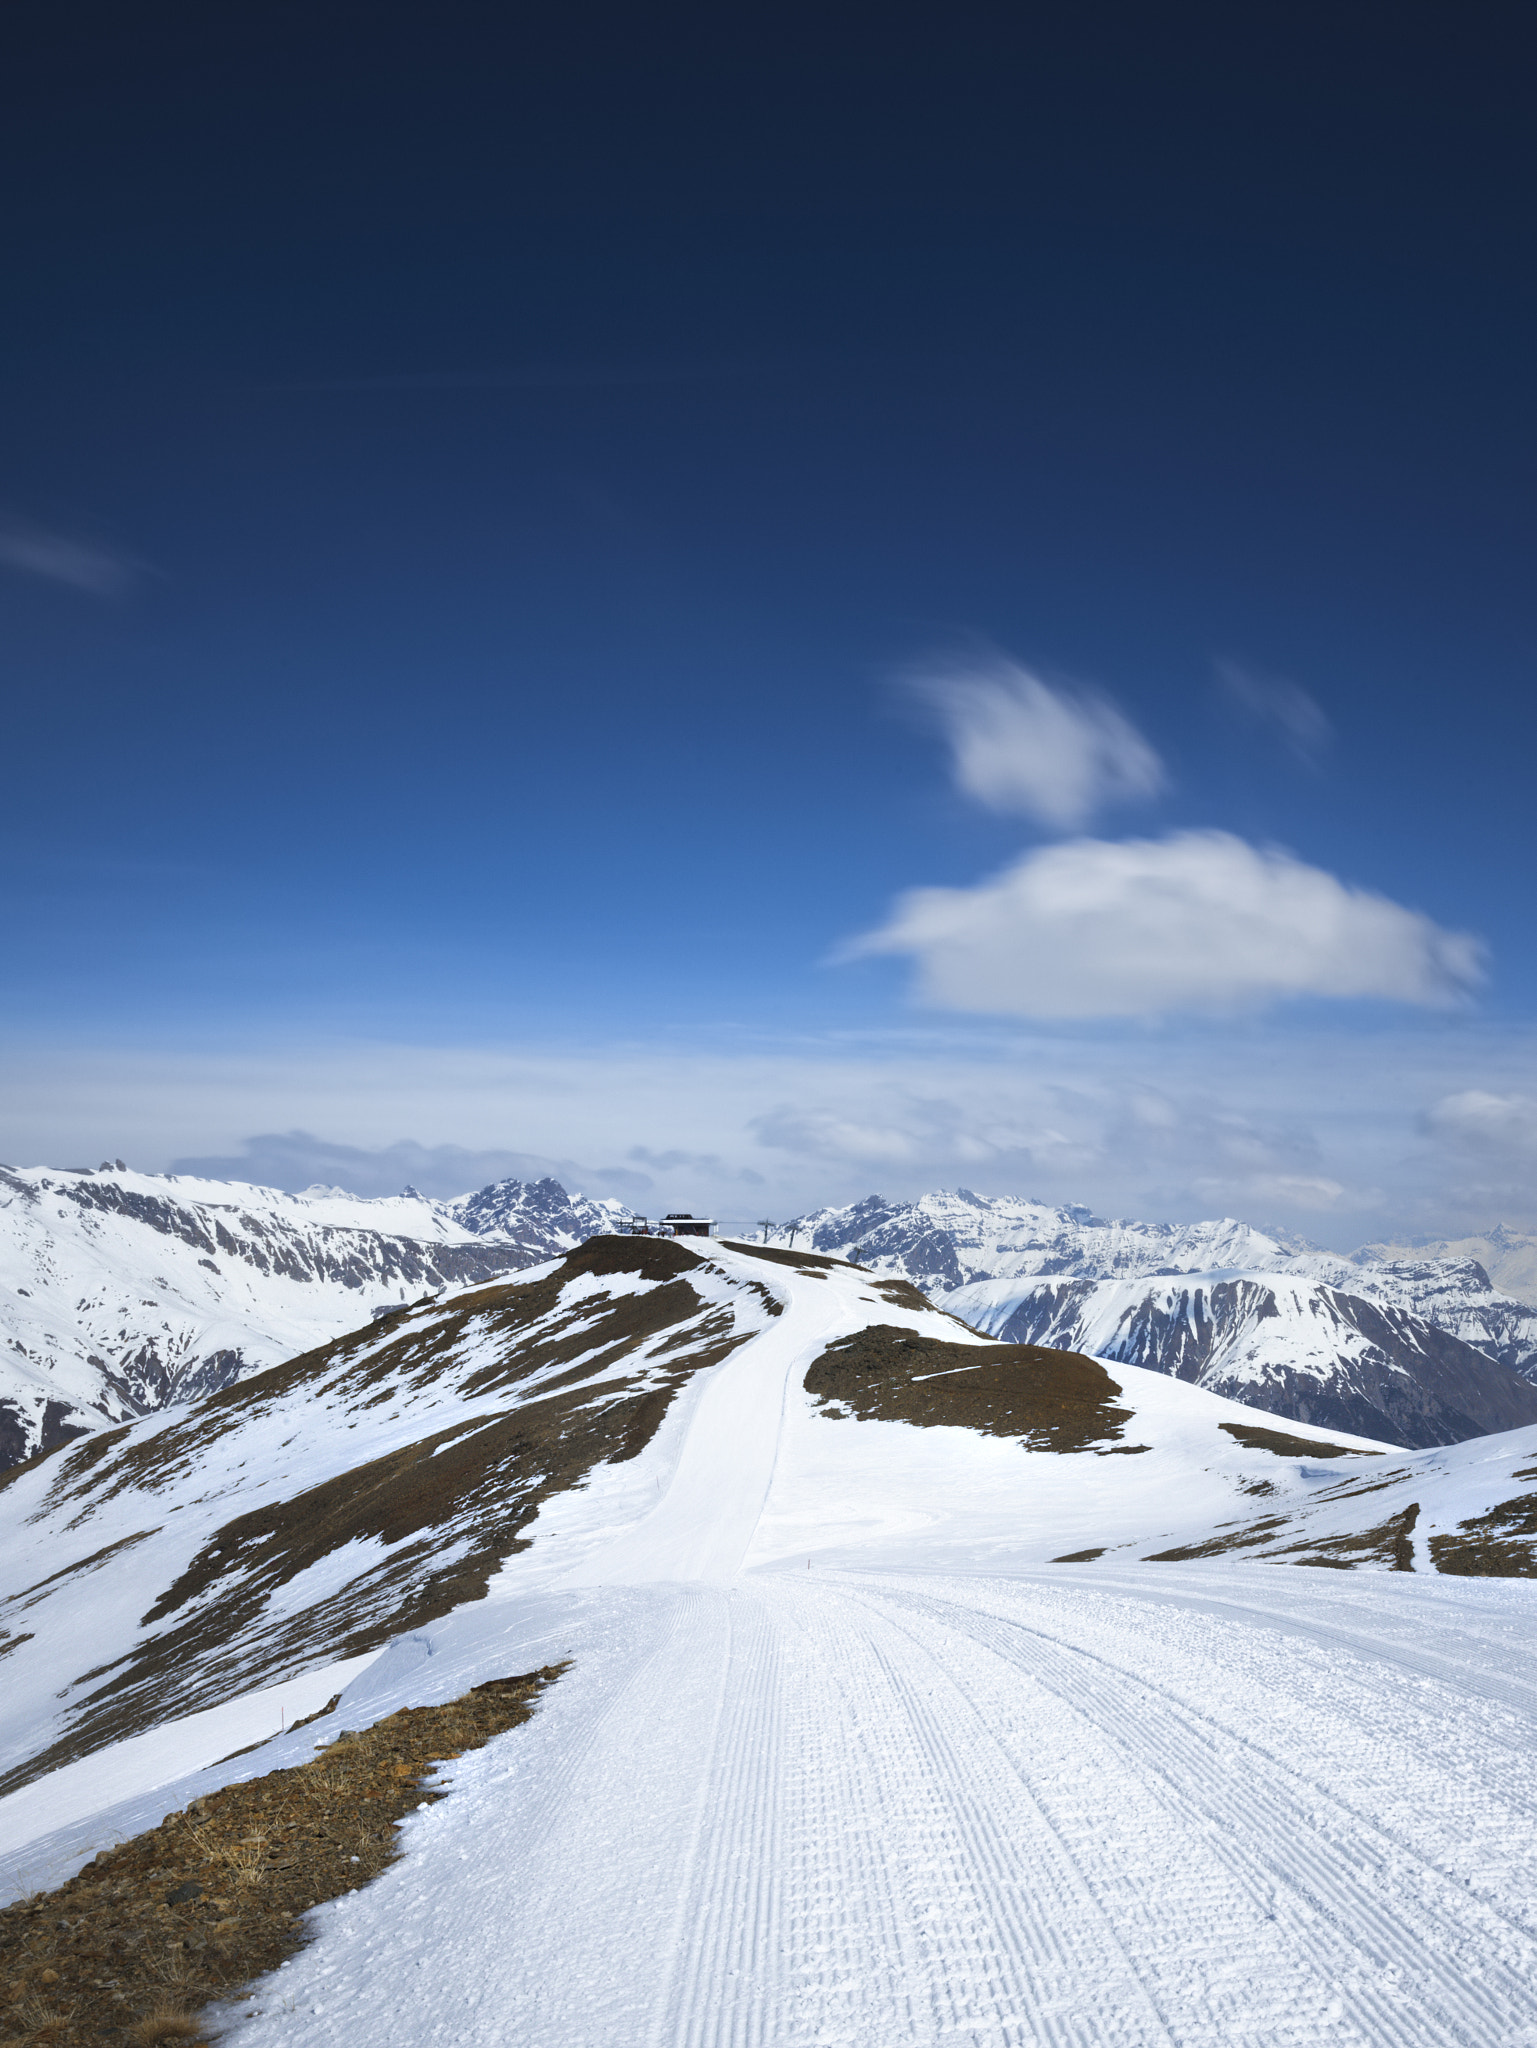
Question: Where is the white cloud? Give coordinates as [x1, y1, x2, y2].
[1424, 1091, 1537, 1158]
[3, 1023, 1534, 1242]
[914, 656, 1164, 829]
[1193, 1173, 1348, 1212]
[1216, 658, 1332, 765]
[846, 829, 1484, 1019]
[0, 519, 141, 596]
[168, 1129, 655, 1200]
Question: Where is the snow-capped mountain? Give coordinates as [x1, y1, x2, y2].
[771, 1189, 1537, 1448]
[6, 1228, 1532, 1812]
[949, 1269, 1537, 1448]
[0, 1163, 628, 1469]
[1354, 1223, 1537, 1308]
[776, 1188, 1298, 1293]
[7, 1235, 1537, 2043]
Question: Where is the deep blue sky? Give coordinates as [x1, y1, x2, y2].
[3, 2, 1535, 1238]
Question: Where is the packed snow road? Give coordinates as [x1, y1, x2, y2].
[219, 1566, 1537, 2048]
[198, 1244, 1537, 2048]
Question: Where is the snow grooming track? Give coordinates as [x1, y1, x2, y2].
[841, 1572, 1537, 2045]
[205, 1243, 1537, 2048]
[772, 1579, 1172, 2047]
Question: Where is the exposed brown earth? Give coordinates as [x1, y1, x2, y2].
[1218, 1422, 1381, 1461]
[804, 1326, 1139, 1454]
[720, 1242, 843, 1274]
[868, 1275, 949, 1316]
[1427, 1477, 1537, 1575]
[1149, 1501, 1423, 1570]
[721, 1243, 957, 1322]
[2, 1236, 762, 1798]
[1143, 1518, 1294, 1563]
[0, 1666, 566, 2048]
[1278, 1503, 1420, 1571]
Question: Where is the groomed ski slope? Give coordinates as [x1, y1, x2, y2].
[27, 1243, 1537, 2046]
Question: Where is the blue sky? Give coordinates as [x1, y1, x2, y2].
[2, 3, 1534, 1243]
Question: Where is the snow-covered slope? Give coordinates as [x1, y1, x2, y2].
[8, 1239, 1537, 2044]
[3, 1233, 1532, 1809]
[0, 1164, 626, 1469]
[0, 1233, 773, 1799]
[775, 1188, 1537, 1446]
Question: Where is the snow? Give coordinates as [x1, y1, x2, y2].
[5, 1169, 1532, 1478]
[0, 1245, 780, 1812]
[949, 1266, 1428, 1390]
[781, 1187, 1537, 1380]
[0, 1163, 626, 1463]
[1360, 1224, 1537, 1308]
[10, 1241, 1537, 2043]
[0, 1654, 381, 1896]
[206, 1566, 1537, 2048]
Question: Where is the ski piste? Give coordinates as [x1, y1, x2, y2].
[4, 1238, 1537, 2044]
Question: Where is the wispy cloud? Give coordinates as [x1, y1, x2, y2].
[1407, 1091, 1537, 1231]
[4, 1028, 1534, 1242]
[0, 518, 143, 596]
[168, 1129, 653, 1201]
[913, 655, 1165, 830]
[1216, 658, 1333, 766]
[629, 1144, 765, 1184]
[845, 829, 1484, 1019]
[1423, 1090, 1537, 1159]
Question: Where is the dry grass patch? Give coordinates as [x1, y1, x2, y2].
[126, 2008, 205, 2044]
[1277, 1502, 1421, 1571]
[1218, 1421, 1380, 1461]
[806, 1325, 1136, 1454]
[1428, 1491, 1537, 1576]
[0, 1663, 567, 2047]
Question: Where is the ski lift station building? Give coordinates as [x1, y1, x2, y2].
[625, 1212, 718, 1238]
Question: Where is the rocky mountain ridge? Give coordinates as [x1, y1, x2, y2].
[1354, 1223, 1537, 1309]
[0, 1163, 628, 1468]
[772, 1188, 1537, 1449]
[6, 1163, 1536, 1469]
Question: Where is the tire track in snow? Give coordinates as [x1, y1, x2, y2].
[1081, 1569, 1537, 1736]
[692, 1581, 1188, 2048]
[850, 1577, 1537, 2046]
[848, 1612, 1177, 2047]
[966, 1586, 1537, 1978]
[658, 1589, 784, 2048]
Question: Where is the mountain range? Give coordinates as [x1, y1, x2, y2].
[771, 1190, 1537, 1449]
[6, 1163, 1537, 1469]
[5, 1231, 1535, 1814]
[0, 1164, 622, 1468]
